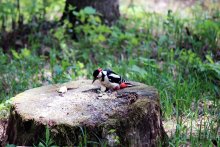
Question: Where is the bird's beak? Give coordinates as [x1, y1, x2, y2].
[92, 78, 96, 84]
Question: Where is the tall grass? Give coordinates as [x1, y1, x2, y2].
[0, 1, 219, 146]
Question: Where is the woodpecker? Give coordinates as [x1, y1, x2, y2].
[92, 68, 133, 91]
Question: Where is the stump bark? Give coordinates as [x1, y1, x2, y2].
[6, 80, 167, 146]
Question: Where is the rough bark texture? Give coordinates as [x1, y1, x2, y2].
[6, 80, 167, 146]
[61, 0, 120, 25]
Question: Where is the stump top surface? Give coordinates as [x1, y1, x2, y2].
[12, 80, 158, 126]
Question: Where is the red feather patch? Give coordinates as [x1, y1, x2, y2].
[98, 68, 102, 72]
[120, 83, 127, 89]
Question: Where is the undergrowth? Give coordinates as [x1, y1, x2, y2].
[0, 1, 219, 146]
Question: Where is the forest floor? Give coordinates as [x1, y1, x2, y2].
[0, 0, 219, 146]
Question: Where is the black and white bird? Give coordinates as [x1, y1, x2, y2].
[92, 68, 133, 91]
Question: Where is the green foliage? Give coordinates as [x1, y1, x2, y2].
[0, 0, 65, 30]
[0, 2, 219, 146]
[5, 144, 16, 147]
[78, 126, 88, 146]
[35, 126, 56, 147]
[107, 129, 120, 145]
[73, 6, 99, 23]
[78, 127, 107, 146]
[0, 99, 12, 118]
[0, 49, 44, 102]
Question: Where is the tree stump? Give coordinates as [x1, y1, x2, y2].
[6, 80, 167, 146]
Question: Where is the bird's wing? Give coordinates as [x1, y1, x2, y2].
[108, 73, 122, 83]
[104, 69, 128, 84]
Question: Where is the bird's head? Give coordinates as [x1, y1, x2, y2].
[92, 68, 102, 83]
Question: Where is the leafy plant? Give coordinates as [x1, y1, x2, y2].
[36, 126, 56, 147]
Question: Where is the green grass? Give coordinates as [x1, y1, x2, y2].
[0, 1, 220, 146]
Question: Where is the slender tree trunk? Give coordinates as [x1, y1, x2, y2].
[61, 0, 120, 26]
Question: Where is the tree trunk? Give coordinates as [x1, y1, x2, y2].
[5, 80, 168, 146]
[61, 0, 120, 26]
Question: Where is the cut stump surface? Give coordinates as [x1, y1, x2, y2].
[6, 80, 167, 146]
